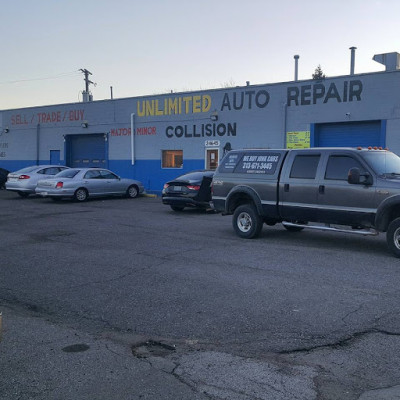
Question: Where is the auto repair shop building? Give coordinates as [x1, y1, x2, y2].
[1, 51, 400, 193]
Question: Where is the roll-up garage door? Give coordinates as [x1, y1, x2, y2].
[314, 120, 385, 148]
[68, 134, 106, 168]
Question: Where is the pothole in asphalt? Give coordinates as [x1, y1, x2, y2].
[62, 343, 90, 353]
[131, 340, 176, 358]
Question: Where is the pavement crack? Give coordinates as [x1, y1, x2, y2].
[341, 303, 365, 323]
[278, 329, 400, 355]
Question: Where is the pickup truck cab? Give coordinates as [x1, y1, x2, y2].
[212, 147, 400, 257]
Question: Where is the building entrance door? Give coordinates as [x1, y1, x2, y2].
[206, 148, 219, 170]
[50, 150, 60, 165]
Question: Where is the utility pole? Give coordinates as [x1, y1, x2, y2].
[79, 68, 94, 101]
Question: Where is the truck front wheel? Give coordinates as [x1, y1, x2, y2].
[233, 204, 263, 239]
[386, 218, 400, 257]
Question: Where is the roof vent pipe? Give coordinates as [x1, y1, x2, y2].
[294, 55, 300, 81]
[350, 46, 357, 75]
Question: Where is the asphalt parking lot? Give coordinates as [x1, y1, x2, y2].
[1, 189, 400, 400]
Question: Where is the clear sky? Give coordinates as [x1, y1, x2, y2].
[0, 0, 398, 110]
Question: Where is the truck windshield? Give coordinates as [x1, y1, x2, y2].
[361, 151, 400, 176]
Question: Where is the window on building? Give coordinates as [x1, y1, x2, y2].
[162, 150, 183, 168]
[289, 155, 320, 179]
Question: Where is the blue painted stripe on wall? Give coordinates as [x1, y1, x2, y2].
[0, 159, 205, 194]
[0, 160, 51, 172]
[109, 159, 205, 194]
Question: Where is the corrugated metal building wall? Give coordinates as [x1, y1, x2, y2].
[1, 64, 400, 193]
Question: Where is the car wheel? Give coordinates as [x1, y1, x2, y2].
[17, 191, 29, 198]
[387, 218, 400, 257]
[74, 188, 88, 202]
[233, 204, 263, 239]
[171, 205, 185, 212]
[127, 185, 139, 198]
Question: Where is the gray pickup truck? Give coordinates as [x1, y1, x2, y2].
[211, 147, 400, 257]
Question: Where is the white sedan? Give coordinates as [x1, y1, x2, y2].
[6, 165, 70, 197]
[35, 168, 144, 201]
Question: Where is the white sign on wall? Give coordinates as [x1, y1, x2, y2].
[205, 140, 220, 147]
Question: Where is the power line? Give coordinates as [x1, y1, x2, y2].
[0, 70, 81, 85]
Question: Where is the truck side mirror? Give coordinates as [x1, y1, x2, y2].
[348, 167, 372, 185]
[348, 167, 360, 184]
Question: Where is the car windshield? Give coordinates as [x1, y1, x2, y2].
[361, 151, 400, 176]
[55, 169, 80, 178]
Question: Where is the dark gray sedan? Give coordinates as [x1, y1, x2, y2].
[162, 170, 214, 211]
[35, 168, 144, 201]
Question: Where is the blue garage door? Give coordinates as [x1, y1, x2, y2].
[68, 134, 106, 168]
[314, 120, 385, 148]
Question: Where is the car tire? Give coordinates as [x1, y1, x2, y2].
[127, 185, 139, 198]
[171, 205, 185, 212]
[233, 204, 263, 239]
[74, 188, 88, 202]
[17, 191, 29, 198]
[387, 218, 400, 257]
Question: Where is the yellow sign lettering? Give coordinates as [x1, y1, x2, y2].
[136, 95, 213, 117]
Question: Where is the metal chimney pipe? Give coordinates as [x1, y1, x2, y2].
[350, 47, 357, 75]
[294, 55, 300, 81]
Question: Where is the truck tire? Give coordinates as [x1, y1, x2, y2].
[386, 218, 400, 257]
[233, 204, 263, 239]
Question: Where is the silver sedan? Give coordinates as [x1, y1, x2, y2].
[35, 168, 144, 201]
[6, 165, 70, 197]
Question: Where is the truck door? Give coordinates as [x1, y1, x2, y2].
[318, 153, 376, 226]
[279, 152, 322, 222]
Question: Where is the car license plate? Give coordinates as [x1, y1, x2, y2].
[173, 186, 182, 191]
[39, 192, 48, 196]
[9, 178, 17, 182]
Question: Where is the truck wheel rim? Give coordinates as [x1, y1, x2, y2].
[237, 212, 252, 232]
[394, 227, 400, 250]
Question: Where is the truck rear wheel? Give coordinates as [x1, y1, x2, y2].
[387, 218, 400, 257]
[233, 204, 263, 239]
